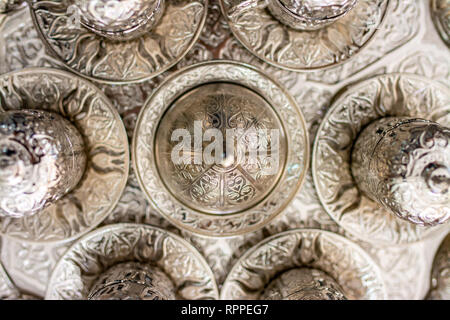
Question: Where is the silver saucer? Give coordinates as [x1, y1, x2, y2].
[219, 0, 389, 71]
[221, 229, 387, 300]
[132, 60, 309, 237]
[0, 68, 129, 243]
[313, 73, 450, 245]
[28, 0, 208, 83]
[45, 223, 219, 300]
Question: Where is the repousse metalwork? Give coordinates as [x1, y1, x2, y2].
[88, 262, 176, 300]
[28, 0, 208, 83]
[431, 0, 450, 48]
[313, 73, 450, 245]
[221, 229, 387, 300]
[260, 268, 347, 300]
[267, 0, 358, 31]
[352, 117, 450, 227]
[0, 110, 86, 218]
[75, 0, 165, 40]
[0, 68, 129, 243]
[0, 0, 449, 301]
[45, 224, 219, 300]
[220, 0, 389, 71]
[427, 233, 450, 300]
[133, 60, 309, 237]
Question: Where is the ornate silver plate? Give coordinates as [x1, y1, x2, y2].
[0, 68, 129, 243]
[45, 223, 219, 300]
[28, 0, 208, 83]
[219, 0, 389, 71]
[221, 229, 387, 300]
[313, 73, 450, 245]
[133, 60, 309, 237]
[431, 0, 450, 48]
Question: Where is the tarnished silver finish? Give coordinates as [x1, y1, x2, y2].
[431, 0, 450, 48]
[0, 110, 86, 218]
[351, 117, 450, 227]
[221, 229, 387, 300]
[313, 74, 450, 245]
[29, 0, 208, 83]
[427, 233, 450, 300]
[45, 224, 219, 300]
[0, 68, 129, 243]
[133, 61, 309, 237]
[260, 268, 347, 300]
[75, 0, 165, 41]
[267, 0, 358, 31]
[88, 262, 176, 300]
[220, 0, 389, 71]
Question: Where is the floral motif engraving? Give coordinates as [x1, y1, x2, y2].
[313, 74, 450, 245]
[45, 224, 219, 300]
[221, 229, 387, 300]
[220, 0, 388, 71]
[29, 0, 207, 83]
[0, 69, 129, 242]
[133, 61, 309, 236]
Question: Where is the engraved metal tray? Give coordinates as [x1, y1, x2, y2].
[0, 0, 449, 300]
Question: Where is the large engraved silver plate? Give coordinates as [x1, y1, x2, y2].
[313, 73, 450, 245]
[221, 229, 387, 300]
[45, 224, 219, 300]
[28, 0, 207, 83]
[133, 60, 309, 237]
[0, 68, 129, 243]
[219, 0, 389, 71]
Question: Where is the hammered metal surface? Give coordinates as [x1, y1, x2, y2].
[0, 110, 86, 218]
[0, 68, 129, 243]
[313, 73, 450, 245]
[221, 229, 387, 300]
[29, 0, 208, 83]
[45, 224, 219, 300]
[0, 0, 449, 300]
[220, 0, 389, 71]
[133, 61, 309, 237]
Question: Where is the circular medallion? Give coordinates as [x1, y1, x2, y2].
[0, 68, 129, 243]
[133, 61, 309, 237]
[219, 0, 389, 71]
[313, 73, 450, 245]
[29, 0, 208, 84]
[431, 0, 450, 48]
[45, 224, 219, 300]
[221, 229, 387, 300]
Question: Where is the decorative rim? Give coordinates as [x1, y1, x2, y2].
[0, 67, 129, 243]
[221, 228, 387, 300]
[431, 0, 450, 48]
[219, 0, 390, 72]
[313, 73, 450, 245]
[45, 223, 219, 300]
[29, 0, 208, 84]
[132, 60, 309, 237]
